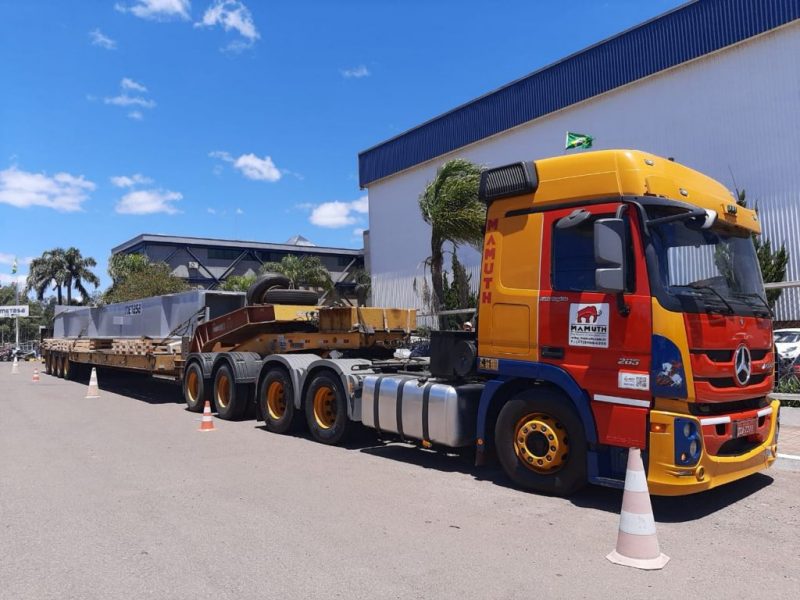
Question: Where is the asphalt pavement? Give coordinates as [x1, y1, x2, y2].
[1, 361, 798, 600]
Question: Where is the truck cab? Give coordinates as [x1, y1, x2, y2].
[475, 149, 779, 494]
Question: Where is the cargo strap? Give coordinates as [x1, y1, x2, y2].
[372, 376, 386, 437]
[421, 383, 433, 445]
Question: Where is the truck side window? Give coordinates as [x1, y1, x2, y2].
[552, 213, 635, 292]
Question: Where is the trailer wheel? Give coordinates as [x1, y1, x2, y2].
[259, 367, 302, 433]
[55, 354, 65, 378]
[261, 289, 319, 306]
[44, 354, 52, 375]
[304, 371, 351, 445]
[213, 363, 247, 420]
[494, 389, 587, 496]
[63, 358, 73, 380]
[183, 362, 207, 412]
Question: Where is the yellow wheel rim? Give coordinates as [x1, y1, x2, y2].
[216, 373, 231, 409]
[266, 380, 287, 420]
[186, 370, 199, 402]
[64, 359, 70, 378]
[312, 386, 337, 429]
[514, 413, 569, 473]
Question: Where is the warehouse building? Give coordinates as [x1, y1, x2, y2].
[112, 233, 364, 298]
[359, 0, 800, 320]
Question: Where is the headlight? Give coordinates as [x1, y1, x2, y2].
[674, 418, 702, 466]
[689, 440, 698, 457]
[683, 423, 691, 438]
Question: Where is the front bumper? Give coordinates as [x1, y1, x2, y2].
[647, 398, 780, 496]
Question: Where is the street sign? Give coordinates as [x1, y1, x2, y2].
[0, 305, 29, 318]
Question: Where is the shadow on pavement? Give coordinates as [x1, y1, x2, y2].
[91, 369, 183, 405]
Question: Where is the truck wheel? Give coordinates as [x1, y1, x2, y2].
[55, 354, 65, 378]
[494, 389, 587, 496]
[183, 362, 207, 412]
[213, 363, 247, 420]
[63, 358, 73, 380]
[259, 368, 301, 433]
[44, 354, 52, 375]
[304, 372, 351, 445]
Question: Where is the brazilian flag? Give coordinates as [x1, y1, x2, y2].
[11, 257, 17, 275]
[565, 131, 593, 150]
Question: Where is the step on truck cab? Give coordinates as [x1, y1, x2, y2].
[364, 149, 779, 496]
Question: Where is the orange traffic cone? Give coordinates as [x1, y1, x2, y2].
[85, 367, 100, 399]
[607, 448, 669, 570]
[32, 368, 40, 382]
[11, 356, 19, 374]
[199, 400, 216, 432]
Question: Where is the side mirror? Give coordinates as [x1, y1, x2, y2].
[594, 218, 627, 293]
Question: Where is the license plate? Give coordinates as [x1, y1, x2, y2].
[733, 417, 757, 438]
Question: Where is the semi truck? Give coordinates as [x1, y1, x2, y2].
[42, 149, 780, 497]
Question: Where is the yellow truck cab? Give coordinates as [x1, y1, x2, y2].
[473, 149, 779, 494]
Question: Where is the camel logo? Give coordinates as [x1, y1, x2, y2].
[568, 303, 609, 348]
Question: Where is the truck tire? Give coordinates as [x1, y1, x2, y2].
[63, 358, 74, 380]
[183, 362, 207, 412]
[259, 367, 302, 433]
[494, 389, 587, 496]
[246, 273, 291, 305]
[304, 371, 351, 445]
[213, 363, 248, 420]
[44, 354, 52, 375]
[261, 289, 319, 306]
[55, 354, 65, 378]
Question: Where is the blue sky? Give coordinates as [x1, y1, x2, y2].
[0, 0, 684, 291]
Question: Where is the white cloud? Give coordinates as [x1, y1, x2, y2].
[115, 0, 191, 20]
[207, 207, 216, 214]
[104, 94, 156, 108]
[0, 166, 95, 212]
[234, 154, 280, 181]
[353, 227, 365, 237]
[0, 273, 26, 286]
[197, 0, 259, 50]
[341, 65, 370, 79]
[110, 174, 153, 188]
[210, 151, 282, 182]
[0, 254, 33, 267]
[235, 207, 244, 215]
[89, 29, 117, 50]
[309, 196, 369, 228]
[115, 189, 182, 215]
[121, 77, 147, 93]
[128, 110, 144, 120]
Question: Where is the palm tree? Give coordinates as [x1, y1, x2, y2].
[26, 248, 67, 304]
[62, 247, 100, 304]
[418, 159, 484, 320]
[260, 255, 333, 291]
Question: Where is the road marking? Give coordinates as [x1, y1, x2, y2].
[777, 453, 800, 461]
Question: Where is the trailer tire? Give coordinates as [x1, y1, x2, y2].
[259, 367, 301, 433]
[494, 388, 587, 497]
[213, 363, 248, 420]
[55, 354, 65, 378]
[304, 371, 351, 445]
[183, 362, 207, 412]
[44, 354, 52, 375]
[261, 289, 319, 306]
[63, 358, 74, 380]
[246, 273, 291, 305]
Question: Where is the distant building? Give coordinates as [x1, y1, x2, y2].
[112, 234, 364, 298]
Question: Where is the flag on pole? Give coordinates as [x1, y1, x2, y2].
[565, 131, 594, 150]
[11, 257, 17, 275]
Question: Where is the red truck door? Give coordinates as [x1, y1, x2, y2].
[537, 202, 652, 448]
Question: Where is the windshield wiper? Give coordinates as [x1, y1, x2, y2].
[681, 283, 735, 315]
[732, 292, 773, 318]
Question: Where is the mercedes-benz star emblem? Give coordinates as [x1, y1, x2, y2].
[734, 344, 751, 386]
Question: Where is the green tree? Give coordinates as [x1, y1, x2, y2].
[440, 250, 477, 329]
[104, 254, 189, 303]
[737, 190, 789, 308]
[352, 268, 372, 306]
[220, 274, 257, 292]
[62, 247, 100, 305]
[260, 255, 333, 291]
[26, 248, 67, 304]
[418, 159, 484, 324]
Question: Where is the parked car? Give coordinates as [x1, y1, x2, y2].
[774, 328, 800, 361]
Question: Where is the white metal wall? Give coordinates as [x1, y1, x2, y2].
[366, 21, 800, 320]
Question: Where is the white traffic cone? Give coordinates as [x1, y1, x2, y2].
[606, 448, 669, 570]
[11, 356, 19, 374]
[85, 367, 100, 399]
[198, 400, 215, 432]
[32, 368, 40, 382]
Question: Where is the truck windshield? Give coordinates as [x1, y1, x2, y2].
[646, 206, 769, 317]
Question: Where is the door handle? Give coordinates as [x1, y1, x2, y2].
[541, 346, 564, 359]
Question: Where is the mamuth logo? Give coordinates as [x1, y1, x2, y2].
[656, 361, 683, 388]
[568, 303, 609, 348]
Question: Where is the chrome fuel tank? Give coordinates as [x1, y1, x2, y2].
[361, 375, 481, 447]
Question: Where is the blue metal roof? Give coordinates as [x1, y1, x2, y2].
[358, 0, 800, 187]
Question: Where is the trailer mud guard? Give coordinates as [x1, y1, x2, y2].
[302, 358, 375, 421]
[258, 353, 320, 409]
[213, 352, 263, 384]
